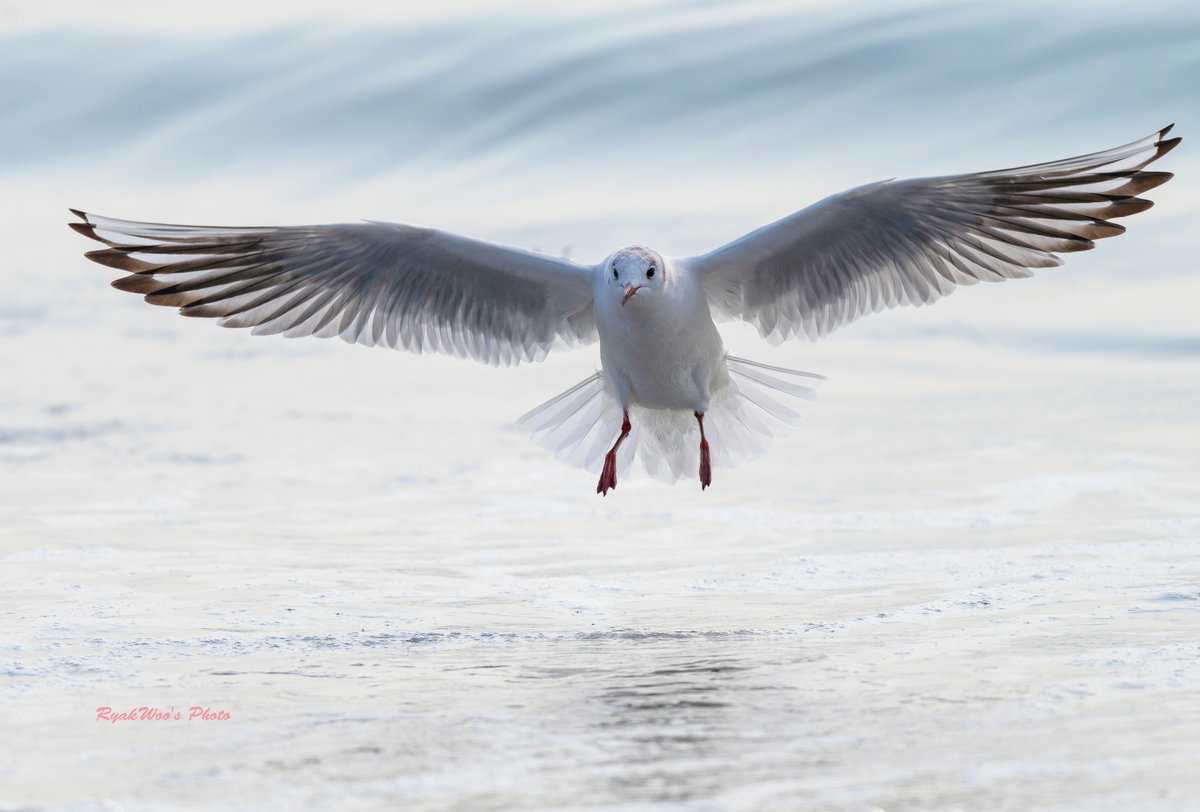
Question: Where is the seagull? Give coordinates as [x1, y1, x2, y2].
[71, 125, 1179, 495]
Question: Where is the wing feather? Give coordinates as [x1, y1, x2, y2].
[690, 125, 1179, 341]
[71, 213, 597, 365]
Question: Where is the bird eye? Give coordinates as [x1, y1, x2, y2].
[612, 268, 619, 278]
[646, 267, 655, 278]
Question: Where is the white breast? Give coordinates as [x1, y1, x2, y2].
[593, 259, 725, 411]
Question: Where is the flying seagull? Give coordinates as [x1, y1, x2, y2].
[71, 125, 1179, 495]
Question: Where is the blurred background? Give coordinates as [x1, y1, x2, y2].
[2, 1, 1198, 810]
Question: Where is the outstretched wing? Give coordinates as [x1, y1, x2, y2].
[689, 125, 1180, 342]
[71, 212, 598, 366]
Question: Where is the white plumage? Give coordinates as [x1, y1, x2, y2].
[71, 125, 1179, 494]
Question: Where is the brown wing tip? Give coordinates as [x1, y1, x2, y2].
[85, 247, 157, 272]
[68, 209, 99, 239]
[111, 274, 166, 294]
[1139, 169, 1174, 189]
[1118, 197, 1155, 216]
[1156, 136, 1182, 160]
[69, 220, 100, 240]
[1107, 171, 1174, 197]
[178, 303, 225, 319]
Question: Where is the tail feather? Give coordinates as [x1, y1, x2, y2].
[725, 355, 825, 399]
[518, 372, 633, 475]
[518, 356, 824, 484]
[518, 372, 602, 429]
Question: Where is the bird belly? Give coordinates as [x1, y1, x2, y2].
[600, 321, 724, 411]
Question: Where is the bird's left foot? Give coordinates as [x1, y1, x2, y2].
[695, 410, 712, 490]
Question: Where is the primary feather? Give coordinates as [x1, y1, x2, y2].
[689, 124, 1180, 342]
[70, 213, 597, 366]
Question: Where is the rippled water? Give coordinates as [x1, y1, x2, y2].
[2, 2, 1199, 810]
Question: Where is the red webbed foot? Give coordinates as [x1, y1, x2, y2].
[695, 410, 712, 490]
[596, 409, 631, 497]
[597, 451, 618, 495]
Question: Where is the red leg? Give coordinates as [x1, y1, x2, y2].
[597, 410, 632, 496]
[695, 411, 712, 490]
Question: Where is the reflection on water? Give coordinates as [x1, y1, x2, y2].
[596, 657, 742, 803]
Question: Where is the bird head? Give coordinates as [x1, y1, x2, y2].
[608, 246, 664, 308]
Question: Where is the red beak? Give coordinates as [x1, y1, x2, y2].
[621, 283, 641, 307]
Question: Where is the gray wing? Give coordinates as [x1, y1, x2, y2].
[689, 125, 1180, 342]
[71, 212, 597, 365]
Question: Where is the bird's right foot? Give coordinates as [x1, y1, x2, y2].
[597, 409, 632, 496]
[597, 452, 618, 495]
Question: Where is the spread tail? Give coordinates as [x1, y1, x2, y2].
[518, 355, 824, 484]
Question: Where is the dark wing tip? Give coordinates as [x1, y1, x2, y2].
[69, 220, 101, 240]
[1156, 136, 1182, 160]
[111, 274, 166, 294]
[85, 247, 157, 272]
[1116, 171, 1174, 196]
[1103, 196, 1156, 218]
[178, 303, 228, 319]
